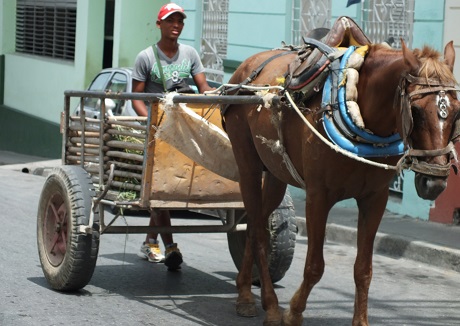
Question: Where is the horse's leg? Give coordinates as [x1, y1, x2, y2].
[352, 190, 388, 326]
[283, 192, 332, 326]
[236, 228, 257, 317]
[237, 171, 287, 325]
[225, 115, 265, 318]
[257, 172, 288, 324]
[234, 160, 263, 318]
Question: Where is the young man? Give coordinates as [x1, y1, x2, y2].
[132, 3, 214, 270]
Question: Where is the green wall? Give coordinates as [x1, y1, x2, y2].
[0, 0, 16, 55]
[113, 0, 163, 68]
[0, 0, 105, 157]
[0, 105, 60, 158]
[0, 0, 15, 105]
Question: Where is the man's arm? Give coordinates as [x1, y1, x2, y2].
[131, 79, 149, 117]
[193, 72, 215, 94]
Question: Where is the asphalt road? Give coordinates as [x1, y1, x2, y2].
[1, 169, 460, 326]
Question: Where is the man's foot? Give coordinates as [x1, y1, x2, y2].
[165, 243, 183, 270]
[138, 242, 165, 263]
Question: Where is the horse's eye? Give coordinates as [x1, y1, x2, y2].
[411, 104, 425, 125]
[411, 104, 423, 116]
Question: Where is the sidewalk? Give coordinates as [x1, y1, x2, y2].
[293, 200, 460, 273]
[1, 150, 460, 273]
[0, 150, 61, 176]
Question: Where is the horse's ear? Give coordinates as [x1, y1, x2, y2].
[444, 41, 455, 72]
[401, 39, 419, 73]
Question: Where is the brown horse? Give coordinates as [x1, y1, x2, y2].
[223, 36, 459, 325]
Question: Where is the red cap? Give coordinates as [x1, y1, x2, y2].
[157, 3, 187, 20]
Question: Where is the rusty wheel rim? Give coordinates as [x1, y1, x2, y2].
[43, 192, 68, 266]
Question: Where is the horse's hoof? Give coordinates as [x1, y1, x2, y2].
[263, 308, 283, 326]
[282, 309, 303, 326]
[236, 301, 258, 317]
[263, 319, 282, 326]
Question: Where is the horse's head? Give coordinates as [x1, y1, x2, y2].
[398, 41, 460, 200]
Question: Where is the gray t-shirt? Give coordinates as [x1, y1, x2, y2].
[132, 43, 205, 93]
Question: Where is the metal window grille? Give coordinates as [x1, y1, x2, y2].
[16, 0, 77, 61]
[360, 0, 414, 48]
[201, 0, 228, 82]
[292, 0, 413, 49]
[292, 0, 331, 45]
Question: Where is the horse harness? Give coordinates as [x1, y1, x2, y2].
[219, 50, 296, 118]
[222, 23, 460, 178]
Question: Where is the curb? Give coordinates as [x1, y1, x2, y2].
[0, 160, 61, 177]
[296, 217, 460, 273]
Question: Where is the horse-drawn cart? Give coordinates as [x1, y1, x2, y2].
[36, 90, 297, 291]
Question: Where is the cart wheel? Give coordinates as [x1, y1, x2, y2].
[37, 166, 99, 291]
[227, 189, 297, 284]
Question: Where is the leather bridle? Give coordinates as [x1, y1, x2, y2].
[396, 72, 460, 176]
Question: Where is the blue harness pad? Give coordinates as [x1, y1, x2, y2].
[321, 46, 404, 157]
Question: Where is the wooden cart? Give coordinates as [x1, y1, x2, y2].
[36, 91, 297, 291]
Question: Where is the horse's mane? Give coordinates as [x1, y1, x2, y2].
[413, 46, 457, 84]
[368, 44, 457, 85]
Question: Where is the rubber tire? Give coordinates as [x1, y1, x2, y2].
[37, 166, 99, 291]
[227, 189, 297, 284]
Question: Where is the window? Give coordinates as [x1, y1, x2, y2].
[82, 71, 129, 116]
[105, 72, 128, 115]
[16, 0, 77, 60]
[84, 72, 112, 109]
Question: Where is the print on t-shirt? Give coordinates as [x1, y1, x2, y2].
[151, 59, 192, 84]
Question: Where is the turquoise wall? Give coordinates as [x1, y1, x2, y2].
[223, 0, 292, 81]
[413, 0, 444, 51]
[331, 0, 360, 21]
[174, 0, 201, 50]
[228, 0, 290, 61]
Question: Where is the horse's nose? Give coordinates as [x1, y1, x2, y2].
[414, 173, 447, 200]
